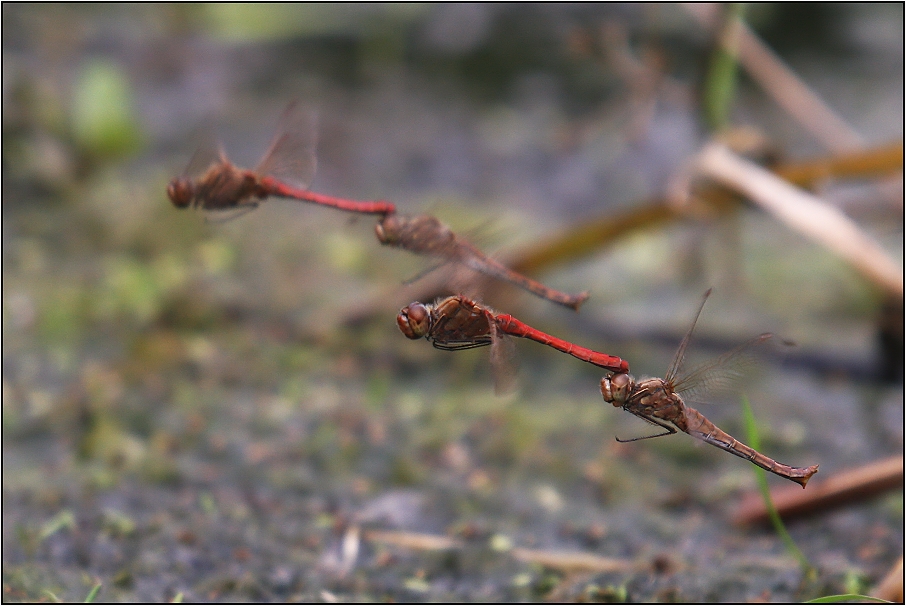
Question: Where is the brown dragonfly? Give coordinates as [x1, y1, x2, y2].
[167, 103, 395, 217]
[377, 213, 589, 311]
[398, 294, 628, 392]
[600, 289, 818, 487]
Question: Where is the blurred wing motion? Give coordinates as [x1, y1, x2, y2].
[254, 102, 318, 191]
[168, 103, 395, 216]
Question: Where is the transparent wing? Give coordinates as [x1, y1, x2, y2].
[490, 322, 518, 396]
[672, 333, 774, 401]
[416, 262, 490, 306]
[254, 102, 318, 190]
[181, 130, 227, 178]
[664, 289, 712, 386]
[402, 261, 450, 286]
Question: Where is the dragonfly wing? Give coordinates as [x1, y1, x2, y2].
[181, 131, 225, 179]
[490, 324, 518, 395]
[401, 260, 450, 286]
[664, 289, 712, 385]
[255, 103, 318, 190]
[672, 333, 774, 400]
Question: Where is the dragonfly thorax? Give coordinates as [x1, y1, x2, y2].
[600, 373, 633, 407]
[397, 302, 432, 340]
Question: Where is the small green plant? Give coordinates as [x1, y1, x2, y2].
[702, 3, 745, 130]
[83, 583, 102, 603]
[38, 510, 76, 541]
[805, 595, 892, 604]
[740, 396, 814, 575]
[40, 582, 101, 604]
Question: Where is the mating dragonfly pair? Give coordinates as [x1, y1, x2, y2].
[397, 291, 818, 488]
[167, 104, 586, 311]
[168, 105, 817, 488]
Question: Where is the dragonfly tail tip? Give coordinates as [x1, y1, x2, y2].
[567, 291, 590, 311]
[794, 464, 819, 488]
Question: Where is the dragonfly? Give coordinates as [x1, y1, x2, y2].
[600, 289, 819, 488]
[167, 103, 396, 217]
[398, 294, 628, 392]
[376, 213, 589, 311]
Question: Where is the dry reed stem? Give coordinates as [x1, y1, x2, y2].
[775, 142, 903, 186]
[734, 455, 904, 526]
[510, 547, 635, 573]
[872, 556, 904, 603]
[363, 529, 637, 573]
[364, 529, 462, 551]
[696, 143, 903, 297]
[506, 143, 901, 279]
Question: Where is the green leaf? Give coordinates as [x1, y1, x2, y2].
[83, 583, 102, 603]
[805, 594, 893, 604]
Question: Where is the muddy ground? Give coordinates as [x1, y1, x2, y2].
[3, 4, 903, 602]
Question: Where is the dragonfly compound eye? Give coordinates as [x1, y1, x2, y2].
[397, 303, 430, 339]
[167, 178, 194, 208]
[601, 373, 631, 406]
[374, 215, 399, 244]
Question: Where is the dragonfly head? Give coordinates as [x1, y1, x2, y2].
[600, 373, 632, 407]
[374, 214, 402, 245]
[397, 302, 432, 339]
[167, 177, 194, 208]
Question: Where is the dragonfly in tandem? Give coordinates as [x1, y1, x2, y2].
[168, 105, 587, 310]
[167, 103, 396, 216]
[600, 289, 819, 487]
[397, 294, 627, 392]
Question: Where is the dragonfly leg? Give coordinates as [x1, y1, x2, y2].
[615, 413, 677, 443]
[431, 339, 492, 351]
[402, 261, 449, 285]
[204, 203, 260, 224]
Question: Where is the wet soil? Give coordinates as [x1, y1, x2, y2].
[3, 4, 903, 602]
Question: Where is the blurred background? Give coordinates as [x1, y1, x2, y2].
[3, 4, 902, 602]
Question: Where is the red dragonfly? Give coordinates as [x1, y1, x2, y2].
[398, 294, 628, 392]
[600, 289, 819, 487]
[167, 104, 395, 216]
[376, 213, 589, 311]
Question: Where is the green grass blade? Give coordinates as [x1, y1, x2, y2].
[84, 583, 102, 603]
[702, 3, 746, 130]
[740, 395, 815, 575]
[805, 594, 893, 604]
